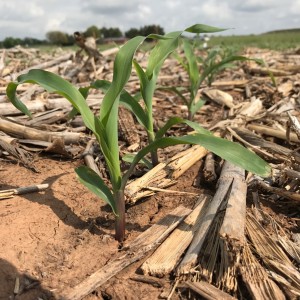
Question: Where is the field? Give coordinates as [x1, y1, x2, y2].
[209, 29, 300, 51]
[0, 32, 300, 300]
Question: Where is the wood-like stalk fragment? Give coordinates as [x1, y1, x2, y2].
[246, 211, 300, 297]
[257, 180, 300, 201]
[0, 134, 34, 168]
[176, 161, 243, 275]
[141, 195, 211, 276]
[287, 111, 300, 140]
[246, 66, 292, 76]
[211, 79, 249, 88]
[203, 152, 216, 182]
[239, 243, 285, 300]
[0, 97, 102, 116]
[231, 127, 293, 158]
[60, 205, 191, 300]
[0, 118, 83, 145]
[82, 140, 101, 177]
[129, 275, 163, 288]
[169, 145, 208, 179]
[12, 53, 73, 79]
[218, 164, 246, 292]
[248, 123, 300, 143]
[0, 184, 49, 200]
[125, 145, 208, 203]
[183, 281, 238, 300]
[202, 88, 234, 108]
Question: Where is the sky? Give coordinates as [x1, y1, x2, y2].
[0, 0, 299, 40]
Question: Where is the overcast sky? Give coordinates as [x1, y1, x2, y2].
[0, 0, 299, 40]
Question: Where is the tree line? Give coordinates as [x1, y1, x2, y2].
[0, 24, 165, 48]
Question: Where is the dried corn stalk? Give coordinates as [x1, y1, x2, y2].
[141, 195, 211, 276]
[125, 145, 208, 203]
[176, 161, 245, 278]
[240, 243, 285, 300]
[246, 211, 300, 298]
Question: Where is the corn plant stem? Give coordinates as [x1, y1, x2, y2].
[147, 130, 159, 166]
[187, 109, 193, 121]
[114, 190, 126, 242]
[150, 150, 159, 166]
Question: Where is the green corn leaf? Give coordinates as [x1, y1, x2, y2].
[133, 60, 156, 135]
[185, 24, 228, 34]
[189, 99, 206, 117]
[199, 56, 263, 86]
[6, 69, 97, 136]
[180, 134, 271, 177]
[133, 60, 150, 106]
[146, 33, 175, 40]
[99, 36, 146, 189]
[100, 36, 146, 126]
[146, 31, 181, 78]
[119, 92, 149, 129]
[183, 38, 199, 96]
[68, 86, 90, 120]
[6, 82, 33, 117]
[123, 133, 270, 189]
[78, 86, 90, 99]
[155, 117, 212, 139]
[75, 166, 117, 215]
[183, 120, 213, 135]
[155, 116, 186, 139]
[90, 79, 111, 92]
[158, 86, 188, 105]
[92, 79, 149, 130]
[122, 153, 152, 169]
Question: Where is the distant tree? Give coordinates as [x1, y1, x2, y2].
[124, 28, 140, 39]
[110, 27, 123, 37]
[100, 27, 123, 38]
[125, 25, 164, 39]
[46, 31, 69, 45]
[23, 37, 45, 46]
[2, 37, 22, 48]
[139, 25, 165, 36]
[84, 25, 101, 39]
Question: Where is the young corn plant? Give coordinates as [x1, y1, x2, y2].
[6, 25, 271, 243]
[167, 40, 264, 120]
[92, 25, 229, 166]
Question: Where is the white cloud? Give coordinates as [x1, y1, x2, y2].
[165, 0, 181, 9]
[290, 0, 300, 14]
[201, 1, 232, 20]
[238, 0, 277, 11]
[28, 2, 44, 17]
[0, 0, 298, 40]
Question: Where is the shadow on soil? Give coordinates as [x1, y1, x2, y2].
[0, 258, 54, 300]
[5, 173, 152, 237]
[21, 173, 90, 229]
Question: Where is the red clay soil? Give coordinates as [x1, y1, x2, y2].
[0, 155, 203, 299]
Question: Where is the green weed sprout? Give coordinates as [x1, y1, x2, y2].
[6, 25, 271, 243]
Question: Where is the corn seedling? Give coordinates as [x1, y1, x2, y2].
[6, 25, 271, 243]
[165, 40, 264, 120]
[93, 25, 229, 166]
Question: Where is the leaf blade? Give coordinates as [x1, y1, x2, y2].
[75, 166, 117, 214]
